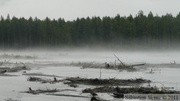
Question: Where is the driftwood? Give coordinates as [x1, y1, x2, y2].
[0, 73, 18, 76]
[47, 94, 109, 101]
[81, 55, 145, 71]
[83, 86, 180, 98]
[0, 70, 7, 74]
[46, 94, 89, 98]
[81, 62, 137, 71]
[8, 65, 28, 72]
[0, 63, 27, 76]
[23, 73, 63, 78]
[23, 88, 76, 95]
[23, 88, 60, 95]
[27, 77, 64, 83]
[114, 54, 126, 67]
[0, 58, 12, 66]
[90, 96, 110, 101]
[64, 77, 150, 86]
[0, 63, 28, 73]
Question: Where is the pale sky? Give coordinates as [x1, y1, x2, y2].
[0, 0, 180, 21]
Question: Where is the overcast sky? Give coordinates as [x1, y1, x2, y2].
[0, 0, 180, 21]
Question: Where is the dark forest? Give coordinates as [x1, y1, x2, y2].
[0, 11, 180, 49]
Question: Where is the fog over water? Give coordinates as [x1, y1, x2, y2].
[0, 0, 180, 100]
[0, 48, 180, 64]
[0, 48, 180, 101]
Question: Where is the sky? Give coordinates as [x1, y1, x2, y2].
[0, 0, 180, 21]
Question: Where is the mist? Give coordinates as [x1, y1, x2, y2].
[0, 2, 180, 100]
[1, 46, 180, 101]
[0, 0, 11, 6]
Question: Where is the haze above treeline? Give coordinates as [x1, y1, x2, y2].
[0, 11, 180, 49]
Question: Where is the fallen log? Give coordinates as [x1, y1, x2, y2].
[81, 62, 136, 71]
[22, 88, 76, 95]
[65, 77, 151, 86]
[0, 70, 7, 74]
[8, 65, 28, 72]
[0, 73, 18, 76]
[0, 61, 29, 72]
[24, 88, 60, 95]
[46, 94, 89, 98]
[27, 77, 64, 83]
[130, 63, 146, 67]
[23, 73, 63, 78]
[0, 66, 29, 72]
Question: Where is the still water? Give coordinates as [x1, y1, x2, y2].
[0, 49, 180, 101]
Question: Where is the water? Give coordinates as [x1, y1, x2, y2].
[0, 49, 180, 101]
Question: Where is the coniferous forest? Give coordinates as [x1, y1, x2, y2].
[0, 11, 180, 49]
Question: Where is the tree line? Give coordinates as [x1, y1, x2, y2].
[0, 11, 180, 49]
